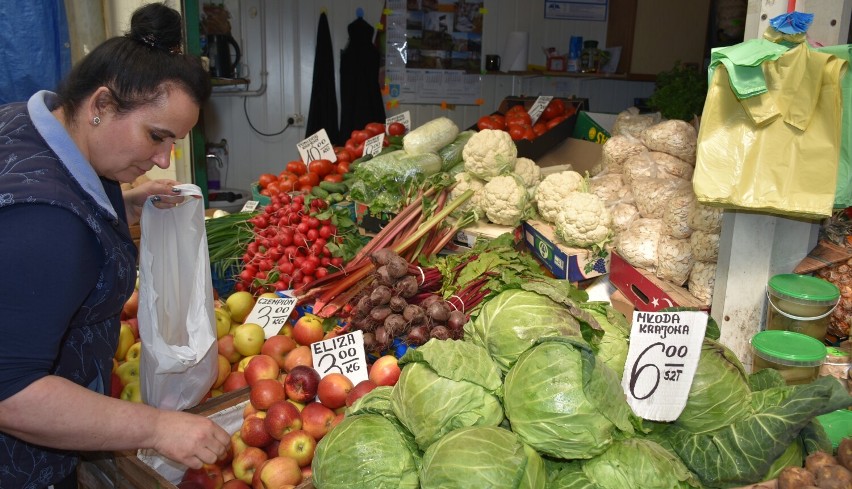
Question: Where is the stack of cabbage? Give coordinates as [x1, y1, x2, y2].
[310, 284, 852, 489]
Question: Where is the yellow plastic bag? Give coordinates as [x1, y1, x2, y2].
[693, 44, 847, 218]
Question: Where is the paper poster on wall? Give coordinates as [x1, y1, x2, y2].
[384, 0, 484, 105]
[544, 0, 608, 21]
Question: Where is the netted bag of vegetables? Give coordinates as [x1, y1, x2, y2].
[589, 172, 625, 206]
[464, 289, 588, 374]
[610, 201, 640, 235]
[601, 134, 646, 174]
[647, 151, 694, 180]
[419, 426, 546, 489]
[311, 413, 421, 489]
[686, 199, 723, 233]
[503, 337, 636, 460]
[581, 438, 702, 489]
[390, 339, 504, 452]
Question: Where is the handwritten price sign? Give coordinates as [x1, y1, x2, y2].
[296, 129, 336, 164]
[386, 111, 411, 133]
[311, 331, 369, 384]
[243, 296, 298, 339]
[621, 310, 707, 421]
[528, 95, 554, 125]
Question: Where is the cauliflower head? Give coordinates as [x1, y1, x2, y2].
[479, 174, 529, 226]
[534, 170, 585, 223]
[462, 129, 517, 181]
[513, 157, 541, 188]
[450, 172, 486, 217]
[554, 192, 611, 248]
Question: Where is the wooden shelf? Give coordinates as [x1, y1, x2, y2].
[211, 77, 250, 87]
[484, 70, 653, 82]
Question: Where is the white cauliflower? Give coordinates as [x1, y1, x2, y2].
[479, 174, 529, 226]
[554, 192, 611, 248]
[513, 157, 541, 188]
[462, 129, 517, 181]
[449, 172, 486, 217]
[534, 170, 585, 223]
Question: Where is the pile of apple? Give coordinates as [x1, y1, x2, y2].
[112, 287, 143, 402]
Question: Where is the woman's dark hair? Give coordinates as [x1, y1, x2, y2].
[56, 2, 211, 122]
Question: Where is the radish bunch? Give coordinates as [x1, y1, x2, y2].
[349, 249, 466, 353]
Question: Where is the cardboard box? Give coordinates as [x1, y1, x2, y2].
[536, 135, 603, 174]
[609, 288, 635, 323]
[446, 220, 522, 252]
[572, 111, 616, 145]
[522, 220, 609, 282]
[609, 251, 709, 311]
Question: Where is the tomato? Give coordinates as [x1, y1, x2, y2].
[541, 98, 566, 121]
[533, 122, 548, 136]
[258, 173, 277, 189]
[506, 111, 532, 126]
[506, 104, 527, 115]
[345, 139, 361, 158]
[323, 173, 344, 183]
[308, 159, 334, 177]
[334, 147, 352, 163]
[364, 122, 385, 136]
[387, 122, 406, 136]
[286, 160, 307, 176]
[522, 127, 537, 141]
[278, 179, 295, 192]
[546, 115, 568, 129]
[298, 172, 320, 187]
[349, 130, 371, 144]
[508, 125, 526, 141]
[477, 114, 506, 131]
[335, 161, 350, 174]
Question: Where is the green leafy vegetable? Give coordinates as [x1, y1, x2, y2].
[345, 385, 394, 417]
[580, 302, 631, 379]
[582, 438, 701, 489]
[544, 459, 599, 489]
[419, 426, 546, 489]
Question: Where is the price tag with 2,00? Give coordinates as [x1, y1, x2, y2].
[243, 296, 298, 339]
[311, 330, 369, 385]
[621, 310, 707, 422]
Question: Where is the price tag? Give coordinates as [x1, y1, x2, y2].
[296, 129, 336, 164]
[621, 310, 708, 422]
[528, 96, 554, 126]
[386, 111, 412, 133]
[364, 133, 385, 157]
[311, 330, 369, 384]
[243, 296, 299, 339]
[240, 200, 259, 213]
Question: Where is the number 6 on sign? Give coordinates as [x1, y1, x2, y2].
[621, 310, 708, 422]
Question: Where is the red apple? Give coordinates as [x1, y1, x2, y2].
[331, 411, 345, 429]
[122, 289, 139, 320]
[264, 399, 302, 440]
[244, 354, 281, 387]
[292, 313, 325, 346]
[277, 429, 317, 468]
[250, 378, 286, 411]
[222, 466, 237, 483]
[181, 463, 224, 489]
[317, 373, 354, 410]
[232, 446, 268, 485]
[218, 334, 242, 364]
[177, 481, 205, 489]
[124, 317, 140, 340]
[301, 401, 336, 441]
[222, 371, 248, 393]
[222, 479, 250, 489]
[345, 379, 378, 407]
[264, 439, 281, 460]
[241, 414, 273, 448]
[213, 354, 232, 390]
[261, 335, 298, 370]
[231, 432, 249, 458]
[243, 402, 260, 419]
[252, 455, 302, 489]
[283, 365, 320, 403]
[282, 345, 313, 373]
[369, 355, 401, 386]
[300, 465, 312, 480]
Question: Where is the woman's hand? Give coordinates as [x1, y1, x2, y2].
[122, 178, 184, 225]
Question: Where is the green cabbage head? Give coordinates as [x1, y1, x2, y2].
[579, 302, 631, 379]
[311, 413, 420, 489]
[465, 289, 585, 373]
[583, 438, 701, 489]
[419, 426, 545, 489]
[503, 337, 634, 459]
[391, 339, 504, 451]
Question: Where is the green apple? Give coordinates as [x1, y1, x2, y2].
[214, 308, 232, 339]
[226, 291, 256, 324]
[233, 323, 265, 357]
[120, 380, 142, 403]
[116, 359, 140, 386]
[115, 322, 135, 361]
[124, 341, 142, 362]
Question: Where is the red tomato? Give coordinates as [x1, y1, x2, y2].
[541, 99, 566, 121]
[308, 159, 334, 177]
[335, 161, 350, 174]
[323, 173, 344, 183]
[508, 125, 526, 141]
[265, 181, 281, 194]
[506, 111, 532, 126]
[522, 127, 537, 141]
[506, 104, 527, 115]
[298, 172, 320, 187]
[258, 173, 277, 189]
[387, 122, 406, 136]
[350, 130, 371, 144]
[334, 147, 352, 163]
[345, 140, 361, 158]
[533, 122, 548, 136]
[364, 122, 385, 136]
[477, 114, 507, 131]
[297, 183, 314, 193]
[546, 115, 568, 129]
[286, 160, 307, 176]
[278, 178, 295, 192]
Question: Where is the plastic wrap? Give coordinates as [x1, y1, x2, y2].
[616, 218, 663, 272]
[438, 130, 475, 171]
[662, 188, 696, 239]
[689, 261, 717, 304]
[612, 107, 662, 138]
[601, 134, 646, 174]
[647, 151, 694, 180]
[690, 230, 721, 263]
[589, 172, 625, 205]
[640, 119, 697, 164]
[687, 201, 724, 233]
[632, 177, 692, 219]
[656, 235, 693, 286]
[610, 202, 640, 234]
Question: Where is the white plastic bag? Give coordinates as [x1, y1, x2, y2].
[138, 184, 218, 411]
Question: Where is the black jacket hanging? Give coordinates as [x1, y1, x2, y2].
[339, 16, 386, 140]
[306, 12, 340, 144]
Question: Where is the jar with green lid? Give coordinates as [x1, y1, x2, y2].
[766, 274, 840, 341]
[751, 330, 827, 385]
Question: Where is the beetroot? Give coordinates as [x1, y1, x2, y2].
[389, 296, 408, 313]
[447, 310, 467, 332]
[370, 285, 393, 306]
[430, 325, 450, 340]
[383, 313, 408, 337]
[426, 300, 451, 323]
[370, 305, 392, 322]
[371, 248, 398, 266]
[394, 275, 419, 298]
[405, 325, 430, 346]
[403, 304, 426, 325]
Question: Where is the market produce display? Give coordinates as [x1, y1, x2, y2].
[476, 98, 576, 141]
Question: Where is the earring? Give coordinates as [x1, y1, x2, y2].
[92, 116, 101, 126]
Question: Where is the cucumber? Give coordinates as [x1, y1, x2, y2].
[311, 186, 330, 199]
[327, 192, 344, 203]
[319, 181, 348, 193]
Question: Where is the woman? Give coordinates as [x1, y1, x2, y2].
[0, 3, 230, 488]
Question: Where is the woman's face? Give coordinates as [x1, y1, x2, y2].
[89, 88, 199, 182]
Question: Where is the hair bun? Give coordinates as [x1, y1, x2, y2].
[127, 3, 183, 54]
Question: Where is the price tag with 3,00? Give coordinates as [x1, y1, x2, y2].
[243, 296, 298, 339]
[296, 128, 337, 164]
[621, 310, 708, 422]
[311, 330, 369, 385]
[528, 96, 554, 126]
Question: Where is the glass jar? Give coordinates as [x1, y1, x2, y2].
[580, 40, 599, 73]
[766, 274, 840, 341]
[751, 330, 827, 385]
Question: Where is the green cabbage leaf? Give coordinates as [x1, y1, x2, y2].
[583, 438, 701, 489]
